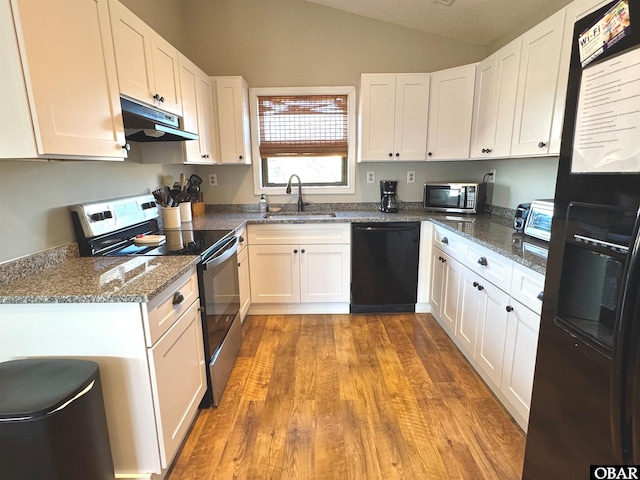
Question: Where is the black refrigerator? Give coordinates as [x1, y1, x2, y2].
[523, 0, 640, 478]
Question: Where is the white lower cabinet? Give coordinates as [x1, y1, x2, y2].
[429, 224, 542, 431]
[249, 243, 350, 304]
[501, 299, 540, 428]
[247, 224, 350, 313]
[237, 237, 251, 323]
[147, 299, 205, 468]
[0, 267, 205, 479]
[430, 246, 462, 335]
[470, 272, 511, 388]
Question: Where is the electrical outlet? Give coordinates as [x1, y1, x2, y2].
[488, 169, 496, 184]
[407, 171, 415, 184]
[208, 173, 218, 187]
[366, 171, 375, 184]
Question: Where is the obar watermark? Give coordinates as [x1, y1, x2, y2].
[591, 466, 640, 480]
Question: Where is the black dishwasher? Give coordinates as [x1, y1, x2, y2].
[351, 222, 420, 313]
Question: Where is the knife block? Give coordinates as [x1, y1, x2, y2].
[191, 201, 205, 217]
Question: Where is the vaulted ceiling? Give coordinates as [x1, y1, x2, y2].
[305, 0, 572, 46]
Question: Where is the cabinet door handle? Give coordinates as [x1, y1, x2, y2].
[427, 152, 433, 157]
[441, 237, 449, 244]
[506, 305, 513, 312]
[238, 262, 241, 267]
[477, 256, 488, 266]
[239, 155, 243, 160]
[153, 93, 165, 103]
[172, 292, 185, 305]
[473, 281, 478, 288]
[122, 143, 131, 151]
[293, 249, 298, 254]
[538, 141, 547, 148]
[388, 153, 393, 157]
[301, 249, 305, 253]
[477, 284, 484, 291]
[395, 153, 400, 157]
[537, 291, 544, 301]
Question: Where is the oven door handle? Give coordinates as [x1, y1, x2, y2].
[202, 236, 239, 269]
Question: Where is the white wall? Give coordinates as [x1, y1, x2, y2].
[182, 0, 560, 210]
[202, 157, 559, 209]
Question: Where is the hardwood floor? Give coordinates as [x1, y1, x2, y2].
[168, 313, 525, 480]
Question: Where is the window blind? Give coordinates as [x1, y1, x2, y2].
[257, 94, 348, 156]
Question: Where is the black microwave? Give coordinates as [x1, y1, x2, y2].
[423, 183, 486, 214]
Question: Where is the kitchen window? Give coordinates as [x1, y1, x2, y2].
[249, 86, 356, 195]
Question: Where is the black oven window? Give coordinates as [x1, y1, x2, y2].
[556, 243, 624, 352]
[429, 188, 460, 208]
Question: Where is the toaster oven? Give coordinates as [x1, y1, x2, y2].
[524, 200, 554, 242]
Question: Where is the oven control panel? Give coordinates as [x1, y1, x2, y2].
[70, 194, 159, 238]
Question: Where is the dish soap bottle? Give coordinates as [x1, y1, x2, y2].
[259, 194, 268, 212]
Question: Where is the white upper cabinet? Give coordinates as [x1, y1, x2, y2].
[470, 38, 522, 159]
[1, 0, 126, 160]
[511, 9, 566, 156]
[108, 0, 182, 116]
[213, 76, 252, 165]
[550, 0, 611, 153]
[178, 54, 216, 164]
[427, 64, 477, 160]
[358, 73, 430, 162]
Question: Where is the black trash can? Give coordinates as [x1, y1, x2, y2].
[0, 358, 115, 480]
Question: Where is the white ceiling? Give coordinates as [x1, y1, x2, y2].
[305, 0, 568, 46]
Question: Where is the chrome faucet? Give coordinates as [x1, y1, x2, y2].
[286, 174, 305, 212]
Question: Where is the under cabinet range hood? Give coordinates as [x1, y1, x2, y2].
[120, 97, 198, 142]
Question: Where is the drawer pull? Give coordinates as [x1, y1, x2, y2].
[537, 291, 544, 301]
[506, 305, 513, 312]
[441, 237, 449, 244]
[477, 284, 484, 291]
[172, 292, 185, 305]
[477, 256, 488, 266]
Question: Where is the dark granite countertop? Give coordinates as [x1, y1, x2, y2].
[186, 208, 548, 275]
[0, 205, 546, 305]
[0, 255, 199, 304]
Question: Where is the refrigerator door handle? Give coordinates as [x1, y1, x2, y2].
[611, 209, 640, 464]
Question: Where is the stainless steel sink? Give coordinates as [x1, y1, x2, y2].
[261, 212, 336, 219]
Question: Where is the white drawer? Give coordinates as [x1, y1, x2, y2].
[144, 268, 199, 347]
[247, 223, 350, 245]
[464, 242, 513, 292]
[510, 263, 545, 315]
[432, 225, 466, 261]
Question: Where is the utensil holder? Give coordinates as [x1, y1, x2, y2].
[161, 206, 181, 229]
[179, 202, 192, 223]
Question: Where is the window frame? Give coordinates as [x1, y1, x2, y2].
[249, 86, 356, 195]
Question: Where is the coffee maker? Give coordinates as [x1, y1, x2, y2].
[380, 180, 399, 213]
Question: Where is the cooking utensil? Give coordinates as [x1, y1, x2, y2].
[152, 188, 167, 207]
[162, 175, 175, 189]
[189, 174, 203, 186]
